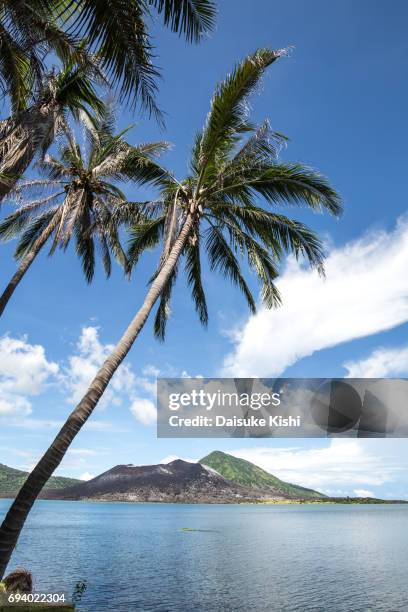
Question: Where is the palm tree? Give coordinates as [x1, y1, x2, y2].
[0, 60, 105, 201]
[0, 108, 169, 317]
[0, 48, 342, 578]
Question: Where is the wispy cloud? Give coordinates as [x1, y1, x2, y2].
[228, 439, 408, 494]
[344, 344, 408, 377]
[222, 217, 408, 376]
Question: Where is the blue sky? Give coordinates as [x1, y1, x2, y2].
[1, 0, 408, 499]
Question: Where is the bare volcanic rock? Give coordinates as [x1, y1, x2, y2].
[43, 459, 272, 503]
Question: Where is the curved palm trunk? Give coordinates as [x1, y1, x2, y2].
[0, 105, 56, 202]
[0, 211, 195, 579]
[0, 211, 63, 318]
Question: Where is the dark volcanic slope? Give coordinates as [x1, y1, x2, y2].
[44, 459, 265, 503]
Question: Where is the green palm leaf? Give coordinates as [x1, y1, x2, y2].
[197, 48, 287, 186]
[151, 0, 217, 42]
[153, 263, 179, 340]
[185, 236, 208, 326]
[205, 224, 256, 313]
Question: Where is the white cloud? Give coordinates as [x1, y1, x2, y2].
[0, 396, 31, 417]
[0, 334, 59, 419]
[62, 326, 136, 408]
[344, 345, 408, 377]
[0, 327, 160, 429]
[130, 398, 157, 426]
[222, 218, 408, 376]
[159, 454, 196, 464]
[228, 439, 408, 493]
[0, 335, 59, 395]
[354, 489, 374, 497]
[80, 471, 95, 481]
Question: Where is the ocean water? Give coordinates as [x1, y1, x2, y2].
[1, 500, 407, 611]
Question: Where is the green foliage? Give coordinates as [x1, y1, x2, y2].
[200, 451, 324, 499]
[60, 0, 216, 115]
[0, 0, 84, 112]
[0, 0, 217, 115]
[0, 463, 79, 497]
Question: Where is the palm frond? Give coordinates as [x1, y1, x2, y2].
[103, 213, 130, 275]
[0, 22, 34, 112]
[0, 193, 64, 241]
[6, 179, 62, 201]
[96, 230, 112, 277]
[113, 200, 165, 231]
[37, 154, 72, 180]
[150, 0, 216, 42]
[15, 207, 60, 258]
[74, 191, 95, 283]
[209, 162, 342, 216]
[153, 263, 179, 340]
[185, 236, 208, 326]
[66, 0, 160, 115]
[197, 48, 287, 186]
[207, 203, 326, 271]
[120, 146, 174, 187]
[205, 223, 256, 313]
[54, 63, 105, 120]
[127, 216, 166, 265]
[247, 163, 342, 215]
[232, 120, 288, 165]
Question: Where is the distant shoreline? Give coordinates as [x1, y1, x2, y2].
[1, 496, 407, 506]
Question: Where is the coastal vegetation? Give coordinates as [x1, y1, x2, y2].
[200, 451, 323, 499]
[0, 464, 79, 498]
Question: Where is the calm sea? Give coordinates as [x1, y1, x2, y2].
[1, 500, 407, 611]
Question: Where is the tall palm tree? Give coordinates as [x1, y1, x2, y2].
[0, 59, 105, 201]
[0, 48, 342, 578]
[0, 108, 169, 317]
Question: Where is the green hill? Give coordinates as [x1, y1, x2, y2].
[200, 451, 324, 499]
[0, 463, 80, 497]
